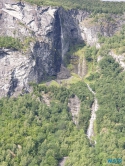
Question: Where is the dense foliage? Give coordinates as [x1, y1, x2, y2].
[94, 56, 125, 165]
[0, 36, 23, 50]
[1, 1, 125, 165]
[65, 56, 125, 166]
[99, 25, 125, 55]
[0, 82, 94, 166]
[61, 24, 125, 165]
[24, 0, 125, 14]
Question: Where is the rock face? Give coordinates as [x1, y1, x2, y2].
[0, 0, 124, 97]
[70, 10, 125, 47]
[0, 0, 84, 97]
[0, 48, 35, 97]
[109, 51, 125, 70]
[68, 95, 80, 125]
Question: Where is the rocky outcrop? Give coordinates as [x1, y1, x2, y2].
[57, 65, 71, 79]
[42, 92, 51, 106]
[109, 51, 125, 70]
[0, 0, 84, 97]
[58, 157, 68, 166]
[72, 11, 125, 46]
[97, 55, 103, 62]
[0, 0, 124, 97]
[0, 0, 59, 97]
[68, 95, 80, 125]
[0, 48, 35, 97]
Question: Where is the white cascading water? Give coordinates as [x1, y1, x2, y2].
[59, 15, 64, 61]
[86, 84, 98, 141]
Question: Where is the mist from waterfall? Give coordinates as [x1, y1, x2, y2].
[59, 14, 64, 63]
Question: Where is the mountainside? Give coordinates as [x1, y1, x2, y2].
[0, 0, 125, 97]
[1, 0, 125, 166]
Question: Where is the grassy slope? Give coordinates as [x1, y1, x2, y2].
[24, 0, 125, 14]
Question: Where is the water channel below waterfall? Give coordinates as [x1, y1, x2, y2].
[86, 84, 98, 141]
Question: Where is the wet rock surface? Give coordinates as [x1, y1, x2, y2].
[86, 84, 98, 140]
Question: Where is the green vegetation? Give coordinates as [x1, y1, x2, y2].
[22, 37, 35, 52]
[0, 36, 23, 50]
[1, 1, 125, 165]
[63, 24, 125, 165]
[24, 0, 125, 14]
[84, 46, 98, 62]
[2, 26, 125, 165]
[98, 25, 125, 55]
[0, 36, 35, 51]
[0, 82, 94, 166]
[49, 80, 60, 87]
[63, 43, 85, 67]
[65, 57, 125, 166]
[94, 56, 125, 165]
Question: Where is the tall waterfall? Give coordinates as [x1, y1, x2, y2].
[59, 14, 64, 62]
[86, 84, 98, 140]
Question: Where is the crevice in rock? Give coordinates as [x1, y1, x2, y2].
[7, 69, 18, 97]
[27, 20, 35, 26]
[52, 9, 62, 73]
[39, 7, 49, 15]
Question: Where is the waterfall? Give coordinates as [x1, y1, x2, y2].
[59, 14, 64, 62]
[78, 57, 87, 77]
[86, 84, 98, 141]
[87, 84, 95, 95]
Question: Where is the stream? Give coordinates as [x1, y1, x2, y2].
[86, 84, 98, 140]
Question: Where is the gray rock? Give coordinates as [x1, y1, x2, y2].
[0, 0, 124, 97]
[0, 48, 35, 97]
[109, 51, 125, 70]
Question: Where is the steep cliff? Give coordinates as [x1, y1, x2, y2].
[0, 0, 83, 97]
[0, 0, 124, 97]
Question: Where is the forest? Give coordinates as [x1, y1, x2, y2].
[1, 1, 125, 165]
[24, 0, 125, 14]
[1, 47, 125, 165]
[64, 27, 125, 165]
[98, 25, 125, 55]
[0, 82, 94, 166]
